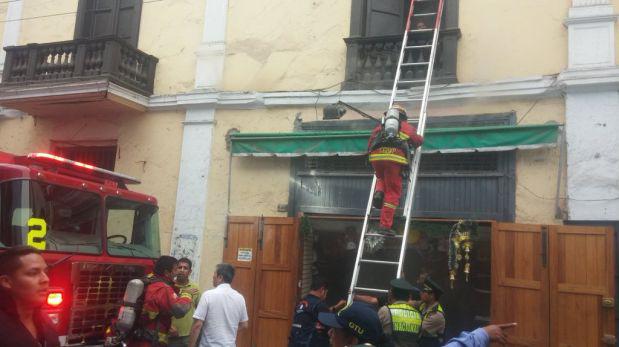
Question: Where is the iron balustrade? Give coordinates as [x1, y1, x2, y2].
[2, 36, 158, 96]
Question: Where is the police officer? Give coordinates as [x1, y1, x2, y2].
[289, 276, 346, 347]
[367, 105, 424, 236]
[416, 278, 445, 347]
[377, 279, 422, 347]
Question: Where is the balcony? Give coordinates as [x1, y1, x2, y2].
[0, 36, 158, 116]
[342, 29, 460, 90]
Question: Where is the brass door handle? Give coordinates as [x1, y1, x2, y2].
[602, 334, 616, 345]
[602, 297, 615, 308]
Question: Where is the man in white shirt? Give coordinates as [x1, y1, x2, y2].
[188, 263, 249, 347]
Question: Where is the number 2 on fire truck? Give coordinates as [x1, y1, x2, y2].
[27, 218, 47, 250]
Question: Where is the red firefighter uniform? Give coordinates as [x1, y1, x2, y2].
[128, 276, 192, 347]
[368, 120, 423, 230]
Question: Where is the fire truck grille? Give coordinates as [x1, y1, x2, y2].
[67, 263, 145, 344]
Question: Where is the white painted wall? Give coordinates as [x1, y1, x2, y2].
[564, 0, 619, 220]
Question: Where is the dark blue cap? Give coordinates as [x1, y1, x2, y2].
[318, 302, 383, 343]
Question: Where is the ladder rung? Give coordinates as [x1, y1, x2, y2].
[413, 12, 437, 17]
[398, 79, 426, 84]
[360, 259, 399, 265]
[401, 62, 429, 67]
[365, 233, 403, 238]
[354, 287, 389, 294]
[405, 44, 432, 50]
[409, 29, 435, 33]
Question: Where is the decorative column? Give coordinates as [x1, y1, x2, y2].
[170, 0, 229, 281]
[562, 0, 619, 220]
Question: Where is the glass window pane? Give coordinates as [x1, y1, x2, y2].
[0, 180, 102, 254]
[106, 197, 160, 258]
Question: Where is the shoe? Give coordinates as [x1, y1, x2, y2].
[372, 191, 384, 209]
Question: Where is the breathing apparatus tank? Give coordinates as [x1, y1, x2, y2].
[384, 107, 401, 139]
[115, 278, 145, 335]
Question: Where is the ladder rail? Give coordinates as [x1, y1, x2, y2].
[398, 0, 445, 278]
[388, 0, 416, 109]
[346, 175, 377, 304]
[402, 0, 445, 219]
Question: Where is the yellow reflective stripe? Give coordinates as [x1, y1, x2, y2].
[388, 303, 422, 334]
[384, 202, 397, 209]
[369, 153, 408, 164]
[398, 132, 410, 140]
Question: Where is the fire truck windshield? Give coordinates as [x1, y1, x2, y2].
[106, 197, 160, 258]
[0, 179, 102, 253]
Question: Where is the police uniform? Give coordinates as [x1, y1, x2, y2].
[417, 278, 445, 347]
[378, 279, 422, 347]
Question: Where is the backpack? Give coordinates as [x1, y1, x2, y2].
[288, 295, 327, 347]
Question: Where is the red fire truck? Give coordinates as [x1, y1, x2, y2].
[0, 151, 161, 346]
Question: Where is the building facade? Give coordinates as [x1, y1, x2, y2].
[0, 0, 617, 345]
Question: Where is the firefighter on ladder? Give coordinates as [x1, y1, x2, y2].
[368, 104, 424, 236]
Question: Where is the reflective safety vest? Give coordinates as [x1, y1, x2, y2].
[388, 303, 422, 346]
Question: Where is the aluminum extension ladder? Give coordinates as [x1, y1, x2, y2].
[347, 0, 445, 303]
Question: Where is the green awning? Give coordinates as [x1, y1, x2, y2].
[230, 123, 560, 157]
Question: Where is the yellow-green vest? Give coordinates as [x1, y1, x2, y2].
[388, 303, 422, 345]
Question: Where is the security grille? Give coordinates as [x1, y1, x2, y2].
[67, 263, 145, 344]
[304, 152, 498, 173]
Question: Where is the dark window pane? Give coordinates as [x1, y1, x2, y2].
[55, 145, 117, 171]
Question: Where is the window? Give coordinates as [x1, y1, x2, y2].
[0, 180, 102, 254]
[75, 0, 143, 47]
[344, 0, 460, 89]
[106, 197, 160, 258]
[54, 144, 117, 171]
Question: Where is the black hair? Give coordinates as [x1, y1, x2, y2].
[391, 287, 410, 301]
[310, 275, 328, 291]
[216, 263, 235, 283]
[178, 257, 192, 270]
[154, 256, 178, 276]
[0, 246, 41, 276]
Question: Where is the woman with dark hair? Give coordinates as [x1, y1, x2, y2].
[0, 246, 60, 347]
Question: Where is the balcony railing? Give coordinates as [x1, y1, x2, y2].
[2, 36, 158, 96]
[343, 29, 459, 90]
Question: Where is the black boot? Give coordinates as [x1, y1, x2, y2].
[372, 191, 384, 209]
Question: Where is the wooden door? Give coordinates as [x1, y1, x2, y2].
[491, 222, 549, 347]
[252, 217, 300, 347]
[224, 216, 300, 347]
[223, 217, 260, 347]
[549, 225, 615, 347]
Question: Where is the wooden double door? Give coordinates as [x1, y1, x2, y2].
[223, 216, 300, 347]
[492, 223, 616, 347]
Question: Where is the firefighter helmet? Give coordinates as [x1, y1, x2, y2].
[384, 104, 408, 120]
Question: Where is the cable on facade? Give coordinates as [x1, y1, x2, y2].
[0, 0, 165, 23]
[517, 181, 619, 202]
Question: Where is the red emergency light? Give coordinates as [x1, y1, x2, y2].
[47, 292, 63, 307]
[27, 152, 140, 185]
